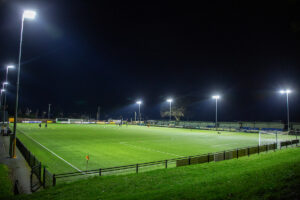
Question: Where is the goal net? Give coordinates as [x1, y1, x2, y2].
[68, 119, 84, 124]
[258, 130, 287, 146]
[55, 118, 93, 124]
[56, 118, 69, 124]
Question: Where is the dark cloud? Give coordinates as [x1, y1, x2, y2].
[0, 1, 300, 121]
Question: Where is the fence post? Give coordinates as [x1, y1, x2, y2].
[188, 157, 191, 165]
[53, 174, 56, 186]
[236, 149, 239, 159]
[27, 150, 30, 164]
[208, 153, 210, 163]
[30, 170, 33, 191]
[136, 164, 139, 174]
[274, 143, 276, 151]
[223, 151, 226, 160]
[33, 156, 35, 168]
[39, 163, 42, 182]
[99, 168, 102, 176]
[165, 160, 168, 168]
[248, 147, 250, 157]
[14, 180, 19, 195]
[43, 166, 46, 188]
[30, 152, 33, 166]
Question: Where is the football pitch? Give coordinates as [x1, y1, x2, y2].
[16, 123, 296, 174]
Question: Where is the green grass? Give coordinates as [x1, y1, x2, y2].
[11, 147, 300, 200]
[0, 164, 13, 199]
[15, 123, 296, 175]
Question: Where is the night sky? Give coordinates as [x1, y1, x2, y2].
[0, 1, 300, 121]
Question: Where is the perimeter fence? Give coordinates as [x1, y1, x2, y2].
[52, 139, 299, 186]
[16, 136, 299, 189]
[16, 138, 53, 191]
[147, 120, 287, 131]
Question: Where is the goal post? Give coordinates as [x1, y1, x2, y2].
[68, 119, 84, 124]
[56, 118, 69, 124]
[56, 118, 85, 124]
[258, 130, 284, 146]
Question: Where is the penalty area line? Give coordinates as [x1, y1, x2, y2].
[120, 142, 182, 157]
[17, 130, 82, 173]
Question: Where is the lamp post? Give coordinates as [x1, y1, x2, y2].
[136, 101, 142, 125]
[280, 89, 291, 132]
[3, 65, 14, 125]
[2, 81, 9, 125]
[212, 95, 220, 130]
[167, 99, 173, 121]
[0, 89, 6, 110]
[11, 10, 36, 158]
[48, 104, 51, 120]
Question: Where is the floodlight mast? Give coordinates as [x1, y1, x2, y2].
[280, 89, 291, 132]
[48, 104, 51, 120]
[3, 65, 14, 126]
[212, 96, 220, 130]
[136, 101, 142, 125]
[11, 10, 36, 159]
[0, 89, 5, 110]
[167, 99, 173, 121]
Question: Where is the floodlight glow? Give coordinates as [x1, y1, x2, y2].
[212, 95, 220, 99]
[280, 89, 291, 94]
[167, 99, 173, 103]
[1, 89, 5, 92]
[23, 10, 36, 19]
[7, 65, 14, 69]
[136, 101, 142, 105]
[3, 82, 8, 85]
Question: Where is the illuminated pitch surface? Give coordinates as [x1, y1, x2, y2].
[16, 124, 295, 174]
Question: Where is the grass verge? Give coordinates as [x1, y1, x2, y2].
[10, 147, 300, 200]
[0, 164, 13, 199]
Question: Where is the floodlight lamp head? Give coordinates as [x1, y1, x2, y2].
[3, 82, 8, 85]
[167, 99, 173, 103]
[280, 89, 291, 94]
[7, 65, 14, 69]
[23, 10, 36, 19]
[212, 95, 220, 99]
[136, 101, 142, 105]
[1, 89, 5, 93]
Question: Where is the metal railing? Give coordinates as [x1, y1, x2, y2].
[52, 140, 299, 186]
[16, 136, 299, 188]
[16, 138, 53, 191]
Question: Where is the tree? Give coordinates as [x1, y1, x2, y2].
[160, 106, 185, 121]
[25, 108, 32, 117]
[35, 109, 39, 118]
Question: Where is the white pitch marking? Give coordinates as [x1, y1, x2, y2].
[120, 142, 182, 157]
[18, 129, 82, 173]
[212, 143, 240, 147]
